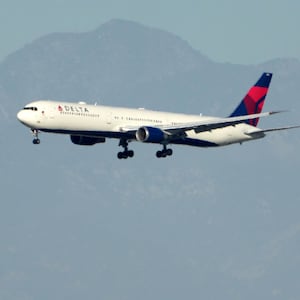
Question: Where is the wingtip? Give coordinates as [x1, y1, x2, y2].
[269, 110, 289, 115]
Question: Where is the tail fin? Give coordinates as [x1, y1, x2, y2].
[230, 72, 273, 126]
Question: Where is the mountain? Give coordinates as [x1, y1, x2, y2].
[2, 19, 300, 118]
[0, 19, 211, 114]
[1, 19, 300, 300]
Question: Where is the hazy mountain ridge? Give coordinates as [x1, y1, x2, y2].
[2, 19, 299, 115]
[1, 19, 300, 300]
[0, 19, 212, 112]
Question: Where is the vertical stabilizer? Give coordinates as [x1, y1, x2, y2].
[230, 73, 273, 126]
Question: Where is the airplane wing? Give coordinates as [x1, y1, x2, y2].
[120, 111, 282, 136]
[160, 111, 282, 134]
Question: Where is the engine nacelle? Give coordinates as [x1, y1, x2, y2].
[136, 126, 168, 143]
[70, 135, 105, 146]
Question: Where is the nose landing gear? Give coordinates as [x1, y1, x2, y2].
[32, 129, 40, 144]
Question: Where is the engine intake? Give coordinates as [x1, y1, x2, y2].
[136, 127, 168, 143]
[70, 135, 105, 146]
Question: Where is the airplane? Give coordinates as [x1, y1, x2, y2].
[17, 72, 299, 159]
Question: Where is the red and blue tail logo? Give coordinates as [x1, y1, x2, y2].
[230, 73, 273, 126]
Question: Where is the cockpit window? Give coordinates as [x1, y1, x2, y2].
[23, 107, 38, 111]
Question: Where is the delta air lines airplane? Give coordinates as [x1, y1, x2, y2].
[17, 73, 299, 159]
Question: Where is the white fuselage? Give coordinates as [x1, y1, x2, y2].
[17, 100, 264, 147]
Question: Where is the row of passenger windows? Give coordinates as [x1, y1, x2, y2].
[60, 111, 100, 118]
[114, 116, 162, 123]
[60, 111, 162, 123]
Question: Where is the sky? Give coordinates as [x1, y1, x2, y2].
[1, 0, 300, 64]
[1, 1, 300, 299]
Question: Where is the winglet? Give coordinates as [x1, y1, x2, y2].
[269, 110, 288, 115]
[230, 73, 273, 126]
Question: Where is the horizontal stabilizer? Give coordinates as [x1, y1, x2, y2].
[246, 125, 300, 137]
[258, 125, 300, 133]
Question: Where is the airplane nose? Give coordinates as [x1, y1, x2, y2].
[17, 110, 25, 123]
[17, 110, 31, 126]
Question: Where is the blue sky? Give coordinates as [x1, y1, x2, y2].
[1, 0, 300, 64]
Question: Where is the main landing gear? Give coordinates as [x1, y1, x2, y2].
[156, 144, 173, 158]
[117, 140, 173, 159]
[32, 129, 40, 144]
[117, 139, 134, 159]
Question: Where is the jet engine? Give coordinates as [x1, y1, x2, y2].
[70, 135, 106, 146]
[136, 127, 168, 143]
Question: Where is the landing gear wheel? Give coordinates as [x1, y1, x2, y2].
[127, 150, 134, 158]
[33, 138, 40, 145]
[156, 146, 173, 158]
[117, 152, 124, 159]
[117, 151, 134, 159]
[166, 148, 173, 156]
